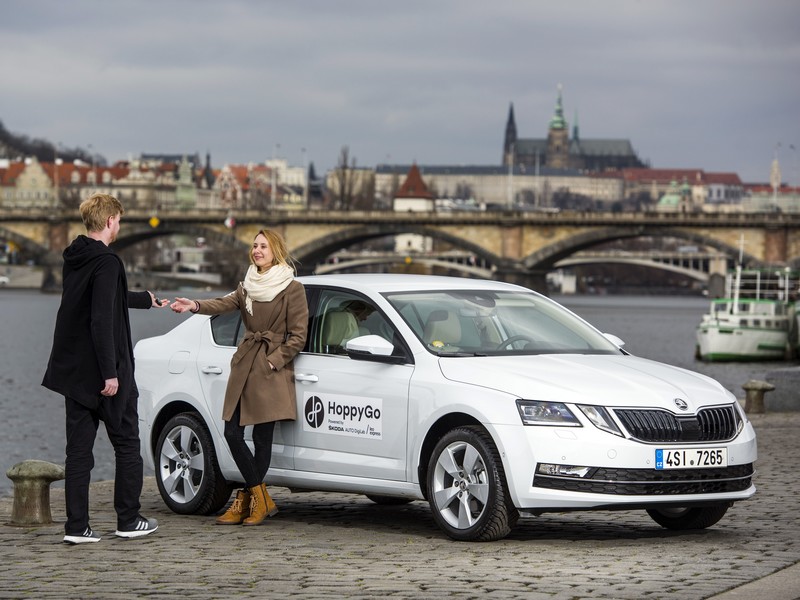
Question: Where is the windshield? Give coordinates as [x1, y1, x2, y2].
[385, 289, 622, 356]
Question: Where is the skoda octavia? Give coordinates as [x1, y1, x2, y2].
[135, 274, 756, 541]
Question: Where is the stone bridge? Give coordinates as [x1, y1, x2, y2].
[2, 208, 799, 292]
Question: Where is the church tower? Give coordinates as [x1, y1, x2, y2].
[503, 103, 517, 167]
[545, 85, 569, 169]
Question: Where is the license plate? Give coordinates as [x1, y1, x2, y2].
[655, 448, 728, 470]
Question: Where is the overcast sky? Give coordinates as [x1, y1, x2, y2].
[1, 1, 798, 184]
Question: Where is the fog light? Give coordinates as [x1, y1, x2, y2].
[537, 463, 592, 478]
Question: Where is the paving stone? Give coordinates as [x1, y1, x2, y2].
[2, 413, 800, 599]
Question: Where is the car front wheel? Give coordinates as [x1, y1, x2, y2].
[646, 504, 730, 530]
[154, 413, 232, 515]
[427, 426, 518, 541]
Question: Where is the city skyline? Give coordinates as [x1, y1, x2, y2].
[1, 1, 798, 184]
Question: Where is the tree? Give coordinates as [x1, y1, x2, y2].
[352, 171, 376, 211]
[0, 119, 98, 165]
[331, 145, 358, 210]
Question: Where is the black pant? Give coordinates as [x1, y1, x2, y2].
[224, 403, 276, 488]
[64, 394, 143, 534]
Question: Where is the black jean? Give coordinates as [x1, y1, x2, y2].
[224, 403, 276, 488]
[64, 394, 143, 534]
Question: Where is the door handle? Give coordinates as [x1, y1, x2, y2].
[294, 373, 319, 383]
[201, 366, 223, 375]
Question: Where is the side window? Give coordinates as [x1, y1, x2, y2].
[210, 312, 241, 347]
[312, 290, 397, 356]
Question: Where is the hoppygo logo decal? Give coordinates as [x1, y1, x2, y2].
[302, 392, 383, 439]
[305, 396, 325, 428]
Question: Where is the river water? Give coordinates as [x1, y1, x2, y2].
[0, 289, 790, 498]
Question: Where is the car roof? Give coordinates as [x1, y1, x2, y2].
[296, 273, 530, 294]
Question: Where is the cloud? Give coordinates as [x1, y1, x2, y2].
[1, 0, 798, 183]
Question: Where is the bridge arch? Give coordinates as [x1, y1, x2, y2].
[0, 226, 52, 262]
[112, 222, 250, 254]
[555, 256, 709, 282]
[522, 226, 753, 271]
[314, 256, 494, 278]
[291, 224, 504, 274]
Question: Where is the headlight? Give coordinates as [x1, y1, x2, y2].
[516, 400, 581, 427]
[577, 405, 623, 437]
[732, 401, 746, 433]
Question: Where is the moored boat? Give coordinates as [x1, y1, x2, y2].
[696, 266, 798, 362]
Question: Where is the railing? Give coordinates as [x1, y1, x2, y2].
[3, 207, 800, 227]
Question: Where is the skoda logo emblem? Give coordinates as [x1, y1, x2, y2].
[305, 395, 325, 428]
[673, 398, 689, 411]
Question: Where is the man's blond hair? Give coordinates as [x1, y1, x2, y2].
[79, 193, 124, 233]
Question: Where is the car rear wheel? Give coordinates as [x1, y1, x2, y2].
[427, 426, 518, 541]
[646, 504, 730, 530]
[155, 413, 233, 515]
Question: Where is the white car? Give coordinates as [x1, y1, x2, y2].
[135, 274, 757, 541]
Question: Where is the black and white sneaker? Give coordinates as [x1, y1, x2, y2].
[63, 527, 101, 544]
[115, 516, 159, 539]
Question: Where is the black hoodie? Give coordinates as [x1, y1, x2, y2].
[42, 235, 151, 425]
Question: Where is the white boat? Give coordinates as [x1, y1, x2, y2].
[696, 266, 798, 362]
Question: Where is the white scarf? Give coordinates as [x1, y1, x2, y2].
[242, 263, 294, 316]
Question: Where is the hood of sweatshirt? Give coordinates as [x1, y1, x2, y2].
[63, 235, 113, 270]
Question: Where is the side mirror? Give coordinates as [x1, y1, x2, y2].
[603, 333, 626, 348]
[346, 335, 405, 364]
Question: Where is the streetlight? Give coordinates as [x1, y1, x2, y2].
[770, 143, 782, 209]
[88, 143, 96, 190]
[507, 142, 515, 208]
[301, 147, 308, 210]
[53, 142, 62, 206]
[271, 142, 280, 209]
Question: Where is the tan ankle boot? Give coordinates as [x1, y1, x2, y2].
[215, 489, 251, 525]
[242, 483, 278, 526]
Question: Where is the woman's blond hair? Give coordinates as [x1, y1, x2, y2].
[79, 193, 124, 232]
[250, 229, 297, 272]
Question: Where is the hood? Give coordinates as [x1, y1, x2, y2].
[63, 235, 113, 270]
[438, 354, 732, 412]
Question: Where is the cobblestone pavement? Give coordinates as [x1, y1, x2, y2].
[2, 413, 799, 599]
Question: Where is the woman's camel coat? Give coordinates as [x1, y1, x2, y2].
[197, 280, 308, 426]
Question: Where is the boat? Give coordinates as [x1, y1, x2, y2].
[696, 265, 799, 362]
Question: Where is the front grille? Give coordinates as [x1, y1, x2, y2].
[533, 463, 754, 495]
[614, 405, 738, 443]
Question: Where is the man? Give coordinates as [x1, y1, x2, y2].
[42, 192, 167, 544]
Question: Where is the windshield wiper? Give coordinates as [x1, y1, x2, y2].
[436, 351, 487, 357]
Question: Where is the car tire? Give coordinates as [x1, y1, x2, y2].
[365, 494, 414, 506]
[154, 413, 233, 516]
[427, 426, 519, 541]
[646, 504, 730, 530]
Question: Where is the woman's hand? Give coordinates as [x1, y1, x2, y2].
[170, 297, 197, 314]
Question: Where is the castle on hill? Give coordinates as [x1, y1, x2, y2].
[503, 85, 646, 173]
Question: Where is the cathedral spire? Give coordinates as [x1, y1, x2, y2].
[503, 102, 517, 166]
[573, 109, 580, 142]
[548, 84, 567, 130]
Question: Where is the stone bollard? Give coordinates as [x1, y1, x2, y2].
[6, 460, 65, 526]
[742, 379, 776, 414]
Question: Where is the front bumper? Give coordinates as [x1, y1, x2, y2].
[493, 418, 758, 511]
[532, 463, 754, 495]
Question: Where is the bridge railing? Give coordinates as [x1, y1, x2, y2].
[4, 207, 800, 226]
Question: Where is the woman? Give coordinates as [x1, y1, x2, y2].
[170, 230, 308, 525]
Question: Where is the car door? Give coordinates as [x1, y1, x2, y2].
[196, 311, 294, 470]
[292, 288, 413, 481]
